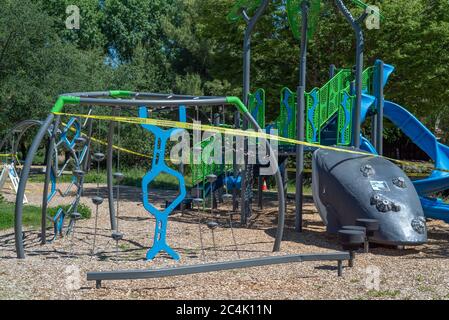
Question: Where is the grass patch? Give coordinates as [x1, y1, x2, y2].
[118, 243, 131, 251]
[0, 201, 42, 230]
[29, 167, 193, 189]
[0, 201, 91, 230]
[366, 289, 401, 298]
[417, 285, 435, 293]
[27, 166, 316, 195]
[284, 181, 312, 195]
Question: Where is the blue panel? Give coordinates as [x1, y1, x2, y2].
[138, 106, 187, 261]
[307, 90, 319, 142]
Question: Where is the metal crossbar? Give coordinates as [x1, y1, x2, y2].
[87, 252, 350, 288]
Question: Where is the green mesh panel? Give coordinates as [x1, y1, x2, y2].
[316, 69, 352, 127]
[337, 92, 354, 146]
[287, 0, 321, 40]
[227, 0, 262, 22]
[278, 87, 297, 144]
[262, 66, 375, 147]
[305, 89, 320, 143]
[335, 66, 375, 146]
[191, 136, 232, 190]
[248, 88, 266, 129]
[362, 67, 374, 95]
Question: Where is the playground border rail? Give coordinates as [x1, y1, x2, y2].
[87, 252, 351, 288]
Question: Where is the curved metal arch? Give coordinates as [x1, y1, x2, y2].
[15, 114, 55, 258]
[0, 119, 45, 156]
[41, 116, 91, 243]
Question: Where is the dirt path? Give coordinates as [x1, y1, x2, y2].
[1, 183, 449, 300]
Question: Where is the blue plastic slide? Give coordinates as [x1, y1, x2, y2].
[382, 100, 449, 222]
[359, 99, 449, 222]
[355, 61, 449, 222]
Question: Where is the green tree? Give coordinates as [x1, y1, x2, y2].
[0, 0, 110, 135]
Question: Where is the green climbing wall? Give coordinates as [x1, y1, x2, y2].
[191, 135, 232, 191]
[273, 66, 376, 146]
[277, 87, 297, 145]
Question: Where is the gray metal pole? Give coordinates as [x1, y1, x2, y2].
[295, 1, 309, 233]
[281, 158, 288, 211]
[257, 174, 263, 209]
[41, 115, 61, 244]
[240, 0, 270, 224]
[376, 60, 384, 155]
[371, 113, 378, 150]
[106, 108, 118, 231]
[243, 114, 285, 252]
[330, 64, 336, 78]
[335, 0, 364, 148]
[233, 112, 239, 212]
[83, 118, 94, 173]
[0, 120, 43, 151]
[15, 114, 55, 258]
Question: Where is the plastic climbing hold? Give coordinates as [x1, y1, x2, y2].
[356, 218, 379, 236]
[111, 231, 124, 241]
[113, 172, 124, 182]
[207, 174, 218, 183]
[70, 212, 82, 220]
[392, 177, 406, 188]
[222, 193, 233, 201]
[193, 198, 204, 204]
[92, 196, 104, 205]
[338, 229, 364, 267]
[75, 137, 87, 147]
[338, 229, 364, 248]
[207, 221, 219, 230]
[342, 225, 366, 236]
[72, 169, 85, 178]
[93, 153, 105, 162]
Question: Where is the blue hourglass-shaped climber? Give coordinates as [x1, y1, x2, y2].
[139, 106, 187, 261]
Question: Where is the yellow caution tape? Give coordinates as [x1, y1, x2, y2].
[0, 153, 20, 163]
[54, 111, 446, 175]
[59, 122, 175, 161]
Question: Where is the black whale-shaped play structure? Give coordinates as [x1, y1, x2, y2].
[312, 148, 427, 246]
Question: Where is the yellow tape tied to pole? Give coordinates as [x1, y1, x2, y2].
[54, 112, 444, 175]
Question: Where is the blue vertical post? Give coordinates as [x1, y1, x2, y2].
[139, 106, 187, 261]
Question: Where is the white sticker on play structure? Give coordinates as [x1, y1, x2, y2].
[370, 181, 390, 192]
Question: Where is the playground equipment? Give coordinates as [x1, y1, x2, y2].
[12, 92, 287, 259]
[313, 148, 428, 245]
[8, 0, 449, 289]
[11, 92, 352, 287]
[357, 69, 449, 224]
[225, 0, 444, 244]
[5, 0, 366, 288]
[0, 161, 28, 204]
